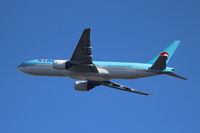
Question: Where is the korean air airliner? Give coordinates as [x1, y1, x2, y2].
[17, 28, 187, 95]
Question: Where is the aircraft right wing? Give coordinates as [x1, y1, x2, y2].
[68, 28, 98, 73]
[71, 28, 93, 64]
[89, 81, 151, 95]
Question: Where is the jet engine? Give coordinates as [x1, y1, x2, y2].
[74, 81, 95, 91]
[53, 60, 73, 70]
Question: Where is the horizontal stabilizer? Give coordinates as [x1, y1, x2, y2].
[163, 72, 187, 80]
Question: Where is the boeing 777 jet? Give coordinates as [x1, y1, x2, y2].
[18, 28, 187, 95]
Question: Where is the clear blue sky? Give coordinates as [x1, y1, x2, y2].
[0, 0, 199, 133]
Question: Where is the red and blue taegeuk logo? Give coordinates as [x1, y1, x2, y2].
[160, 52, 169, 57]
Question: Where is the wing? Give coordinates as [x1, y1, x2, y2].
[71, 28, 93, 64]
[89, 81, 151, 95]
[69, 28, 98, 72]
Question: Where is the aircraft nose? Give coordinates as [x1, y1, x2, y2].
[17, 63, 27, 73]
[17, 64, 23, 72]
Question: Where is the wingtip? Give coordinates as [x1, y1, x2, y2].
[84, 28, 91, 31]
[139, 92, 152, 96]
[145, 93, 152, 96]
[174, 40, 181, 44]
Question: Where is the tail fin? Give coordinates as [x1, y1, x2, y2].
[148, 41, 181, 70]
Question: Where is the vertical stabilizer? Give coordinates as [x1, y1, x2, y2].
[148, 41, 181, 65]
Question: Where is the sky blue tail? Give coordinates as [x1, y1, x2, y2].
[148, 41, 187, 80]
[148, 41, 181, 65]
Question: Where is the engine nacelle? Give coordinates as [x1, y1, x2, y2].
[74, 81, 94, 91]
[53, 60, 67, 70]
[53, 60, 72, 70]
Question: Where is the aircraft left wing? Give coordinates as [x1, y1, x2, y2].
[89, 81, 151, 95]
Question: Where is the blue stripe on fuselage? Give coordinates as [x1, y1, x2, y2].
[94, 61, 150, 69]
[23, 59, 174, 72]
[93, 61, 174, 72]
[24, 59, 54, 65]
[94, 61, 174, 72]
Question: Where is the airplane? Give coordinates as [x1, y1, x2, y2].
[17, 28, 187, 95]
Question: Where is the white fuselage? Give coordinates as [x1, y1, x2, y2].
[18, 59, 163, 81]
